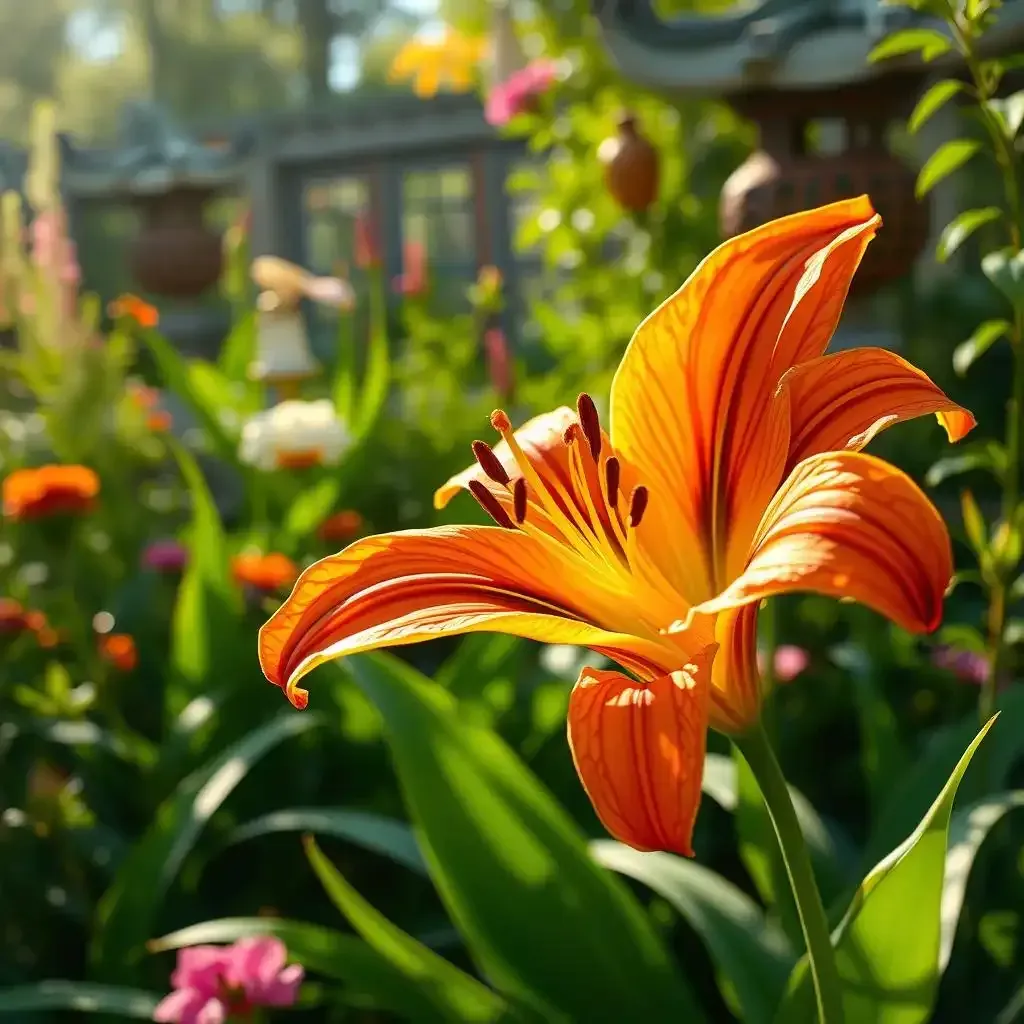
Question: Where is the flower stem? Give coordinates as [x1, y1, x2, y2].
[733, 722, 844, 1024]
[951, 19, 1024, 730]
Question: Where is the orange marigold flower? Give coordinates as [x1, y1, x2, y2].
[99, 633, 137, 672]
[233, 552, 298, 592]
[109, 293, 159, 328]
[258, 197, 974, 858]
[3, 600, 59, 647]
[3, 465, 100, 520]
[147, 410, 173, 432]
[317, 510, 365, 543]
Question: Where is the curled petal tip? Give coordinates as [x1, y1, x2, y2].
[285, 677, 309, 710]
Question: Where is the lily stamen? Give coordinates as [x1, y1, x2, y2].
[628, 486, 649, 528]
[576, 392, 602, 461]
[468, 479, 516, 529]
[513, 477, 528, 524]
[471, 439, 510, 486]
[604, 457, 621, 509]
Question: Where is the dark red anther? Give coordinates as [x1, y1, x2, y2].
[576, 393, 602, 462]
[469, 479, 516, 529]
[605, 456, 621, 508]
[513, 477, 528, 523]
[628, 485, 649, 528]
[471, 440, 510, 486]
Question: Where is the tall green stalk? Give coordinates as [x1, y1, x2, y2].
[949, 16, 1024, 724]
[733, 723, 844, 1024]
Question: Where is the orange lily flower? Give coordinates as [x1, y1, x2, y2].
[258, 197, 974, 856]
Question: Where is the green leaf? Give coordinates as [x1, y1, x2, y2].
[151, 917, 457, 1019]
[864, 687, 1024, 867]
[591, 841, 794, 1024]
[218, 308, 257, 382]
[988, 91, 1024, 139]
[982, 248, 1024, 310]
[926, 441, 1006, 486]
[0, 982, 159, 1017]
[305, 836, 512, 1022]
[354, 267, 391, 441]
[939, 791, 1024, 971]
[961, 490, 988, 555]
[909, 80, 965, 134]
[331, 308, 358, 424]
[91, 712, 319, 978]
[953, 318, 1010, 375]
[227, 807, 427, 875]
[777, 716, 997, 1023]
[937, 207, 1001, 263]
[343, 653, 702, 1021]
[868, 28, 951, 63]
[5, 716, 156, 768]
[167, 439, 242, 716]
[139, 328, 238, 462]
[281, 475, 343, 549]
[916, 140, 981, 199]
[435, 633, 526, 699]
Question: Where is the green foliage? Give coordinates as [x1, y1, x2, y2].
[4, 6, 1024, 1022]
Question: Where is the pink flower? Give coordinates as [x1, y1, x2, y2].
[153, 937, 303, 1024]
[142, 539, 189, 574]
[756, 645, 810, 683]
[932, 645, 990, 685]
[485, 60, 558, 127]
[484, 326, 514, 400]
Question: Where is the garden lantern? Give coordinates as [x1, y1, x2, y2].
[62, 101, 252, 354]
[590, 0, 1024, 295]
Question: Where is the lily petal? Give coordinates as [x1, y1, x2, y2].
[258, 526, 672, 709]
[610, 198, 879, 602]
[782, 347, 976, 472]
[695, 451, 952, 635]
[710, 605, 762, 734]
[434, 407, 576, 512]
[567, 647, 716, 856]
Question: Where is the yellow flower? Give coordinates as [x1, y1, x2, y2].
[259, 197, 973, 857]
[389, 29, 488, 98]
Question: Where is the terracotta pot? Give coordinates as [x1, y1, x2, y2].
[601, 113, 659, 213]
[129, 187, 223, 299]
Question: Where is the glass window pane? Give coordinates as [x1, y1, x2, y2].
[301, 173, 372, 360]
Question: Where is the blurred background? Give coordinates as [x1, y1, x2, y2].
[1, 0, 1023, 1020]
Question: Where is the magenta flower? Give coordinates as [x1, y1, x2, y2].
[932, 645, 990, 685]
[756, 644, 810, 684]
[153, 936, 303, 1023]
[485, 60, 558, 127]
[142, 540, 189, 574]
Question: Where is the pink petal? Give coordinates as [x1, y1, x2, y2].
[152, 989, 205, 1024]
[227, 936, 287, 989]
[260, 963, 305, 1007]
[171, 948, 230, 992]
[195, 999, 227, 1024]
[774, 645, 810, 683]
